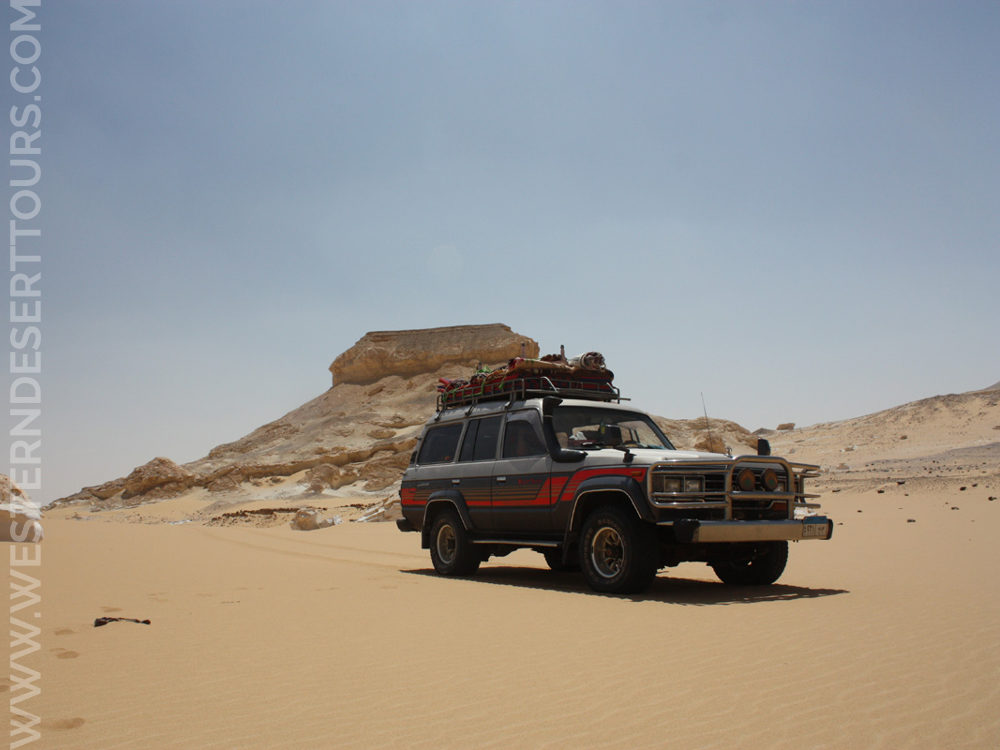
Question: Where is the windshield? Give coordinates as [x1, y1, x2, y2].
[552, 405, 675, 450]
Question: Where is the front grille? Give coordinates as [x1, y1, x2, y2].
[705, 474, 725, 493]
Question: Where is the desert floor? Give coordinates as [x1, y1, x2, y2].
[9, 480, 1000, 750]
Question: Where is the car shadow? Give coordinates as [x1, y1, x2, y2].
[401, 566, 848, 605]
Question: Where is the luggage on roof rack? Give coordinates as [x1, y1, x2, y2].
[435, 353, 620, 410]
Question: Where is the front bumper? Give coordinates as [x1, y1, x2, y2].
[664, 516, 834, 543]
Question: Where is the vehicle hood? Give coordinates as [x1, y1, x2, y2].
[587, 448, 733, 464]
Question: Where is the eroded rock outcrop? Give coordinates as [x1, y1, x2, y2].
[121, 457, 196, 500]
[330, 324, 538, 385]
[654, 417, 758, 454]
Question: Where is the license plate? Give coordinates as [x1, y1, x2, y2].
[802, 520, 828, 538]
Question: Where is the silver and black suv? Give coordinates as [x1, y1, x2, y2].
[397, 390, 832, 594]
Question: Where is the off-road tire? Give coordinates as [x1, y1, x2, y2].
[579, 506, 658, 594]
[711, 541, 788, 585]
[429, 509, 481, 577]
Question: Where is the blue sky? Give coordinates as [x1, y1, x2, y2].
[13, 1, 999, 504]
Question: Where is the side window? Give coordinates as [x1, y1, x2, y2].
[502, 419, 547, 458]
[458, 419, 480, 462]
[417, 423, 462, 465]
[474, 416, 502, 461]
[469, 416, 502, 461]
[458, 416, 502, 462]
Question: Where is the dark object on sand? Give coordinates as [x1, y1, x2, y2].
[94, 617, 151, 627]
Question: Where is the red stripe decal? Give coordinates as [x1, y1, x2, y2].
[558, 467, 647, 503]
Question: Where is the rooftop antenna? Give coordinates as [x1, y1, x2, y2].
[701, 392, 717, 453]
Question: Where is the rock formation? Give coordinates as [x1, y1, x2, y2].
[654, 417, 759, 455]
[330, 323, 537, 385]
[53, 324, 540, 512]
[122, 457, 196, 499]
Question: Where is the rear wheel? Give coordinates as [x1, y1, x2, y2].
[429, 510, 480, 577]
[711, 541, 788, 585]
[579, 506, 658, 594]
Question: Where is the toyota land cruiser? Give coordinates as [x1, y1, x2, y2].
[397, 376, 832, 594]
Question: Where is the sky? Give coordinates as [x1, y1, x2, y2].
[7, 1, 999, 505]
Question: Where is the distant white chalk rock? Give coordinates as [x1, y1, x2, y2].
[1, 473, 43, 543]
[290, 508, 339, 531]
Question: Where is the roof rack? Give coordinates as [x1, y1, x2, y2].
[437, 374, 622, 411]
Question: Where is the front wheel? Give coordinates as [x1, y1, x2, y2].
[579, 506, 658, 594]
[711, 541, 788, 585]
[429, 510, 480, 577]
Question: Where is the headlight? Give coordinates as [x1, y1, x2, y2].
[683, 476, 703, 493]
[737, 468, 755, 492]
[761, 468, 779, 491]
[661, 476, 683, 493]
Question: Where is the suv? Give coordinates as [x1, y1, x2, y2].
[397, 383, 832, 594]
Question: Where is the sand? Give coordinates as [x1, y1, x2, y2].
[7, 474, 999, 750]
[12, 384, 1000, 748]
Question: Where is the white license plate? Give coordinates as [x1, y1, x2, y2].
[802, 521, 827, 538]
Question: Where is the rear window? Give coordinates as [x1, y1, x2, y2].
[417, 423, 462, 464]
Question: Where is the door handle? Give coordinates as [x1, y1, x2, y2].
[451, 479, 460, 485]
[496, 476, 507, 483]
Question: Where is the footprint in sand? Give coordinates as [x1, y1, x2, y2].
[101, 606, 122, 613]
[54, 627, 75, 636]
[52, 648, 80, 659]
[43, 717, 85, 730]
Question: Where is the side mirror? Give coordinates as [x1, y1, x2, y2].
[553, 448, 586, 463]
[757, 438, 771, 456]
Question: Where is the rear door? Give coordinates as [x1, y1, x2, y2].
[490, 411, 555, 532]
[406, 421, 464, 523]
[453, 415, 502, 529]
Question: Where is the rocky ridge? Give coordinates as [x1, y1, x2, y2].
[768, 383, 1000, 500]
